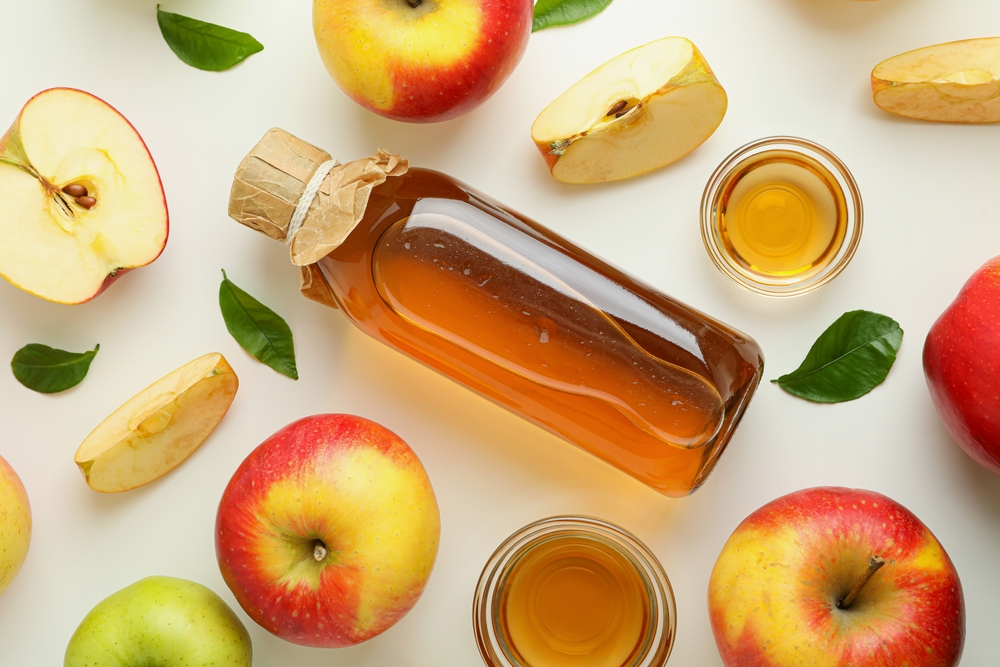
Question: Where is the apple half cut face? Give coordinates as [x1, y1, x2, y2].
[872, 38, 1000, 123]
[75, 353, 238, 493]
[531, 37, 727, 184]
[0, 88, 167, 304]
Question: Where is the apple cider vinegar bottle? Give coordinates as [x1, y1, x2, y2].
[229, 129, 763, 497]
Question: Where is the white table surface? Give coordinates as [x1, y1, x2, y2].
[2, 0, 1000, 664]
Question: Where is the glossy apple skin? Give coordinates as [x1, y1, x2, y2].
[0, 88, 168, 304]
[215, 414, 440, 647]
[924, 257, 1000, 474]
[0, 454, 30, 598]
[709, 487, 964, 667]
[313, 0, 532, 122]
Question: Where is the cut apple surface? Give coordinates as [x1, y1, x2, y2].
[75, 353, 238, 493]
[0, 88, 167, 304]
[872, 38, 1000, 123]
[531, 37, 727, 184]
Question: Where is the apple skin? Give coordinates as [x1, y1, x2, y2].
[64, 576, 252, 667]
[313, 0, 532, 123]
[0, 454, 30, 598]
[924, 256, 1000, 474]
[215, 414, 440, 647]
[708, 487, 964, 667]
[0, 88, 168, 304]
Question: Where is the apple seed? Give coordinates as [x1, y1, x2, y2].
[61, 184, 88, 198]
[76, 196, 97, 209]
[607, 100, 629, 116]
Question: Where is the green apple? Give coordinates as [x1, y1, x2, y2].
[64, 576, 252, 667]
[0, 453, 30, 598]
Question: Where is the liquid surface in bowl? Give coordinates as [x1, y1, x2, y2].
[714, 149, 847, 279]
[497, 534, 651, 666]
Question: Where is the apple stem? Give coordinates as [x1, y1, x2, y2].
[313, 542, 328, 562]
[837, 555, 886, 609]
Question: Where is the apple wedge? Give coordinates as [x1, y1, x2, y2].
[75, 353, 238, 493]
[0, 88, 168, 304]
[531, 37, 727, 184]
[872, 38, 1000, 123]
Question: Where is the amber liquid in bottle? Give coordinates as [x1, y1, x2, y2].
[317, 169, 762, 496]
[497, 535, 651, 667]
[713, 150, 848, 280]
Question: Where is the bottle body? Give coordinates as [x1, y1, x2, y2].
[317, 168, 762, 496]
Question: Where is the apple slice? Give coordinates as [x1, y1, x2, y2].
[872, 38, 1000, 123]
[0, 88, 168, 304]
[531, 37, 727, 184]
[75, 353, 238, 493]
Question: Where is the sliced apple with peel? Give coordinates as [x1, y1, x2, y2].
[531, 37, 727, 184]
[75, 353, 238, 493]
[0, 88, 167, 304]
[872, 38, 1000, 123]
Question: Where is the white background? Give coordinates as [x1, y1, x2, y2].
[2, 0, 999, 664]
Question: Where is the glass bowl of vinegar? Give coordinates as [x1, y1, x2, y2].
[701, 136, 863, 297]
[474, 516, 675, 667]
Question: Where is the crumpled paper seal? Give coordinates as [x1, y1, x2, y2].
[228, 128, 408, 307]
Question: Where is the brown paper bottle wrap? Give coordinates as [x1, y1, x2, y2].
[228, 128, 408, 308]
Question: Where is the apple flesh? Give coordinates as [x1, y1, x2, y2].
[0, 454, 30, 598]
[313, 0, 533, 122]
[75, 353, 238, 493]
[872, 38, 1000, 123]
[924, 256, 1000, 474]
[64, 576, 252, 667]
[531, 37, 727, 184]
[708, 487, 964, 667]
[216, 414, 440, 647]
[0, 88, 167, 304]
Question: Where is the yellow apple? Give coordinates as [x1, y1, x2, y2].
[0, 454, 30, 598]
[75, 353, 238, 493]
[313, 0, 533, 122]
[872, 38, 1000, 123]
[531, 36, 727, 184]
[0, 88, 168, 304]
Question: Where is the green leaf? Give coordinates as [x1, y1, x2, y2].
[772, 310, 903, 403]
[157, 5, 263, 72]
[533, 0, 614, 32]
[219, 270, 298, 379]
[11, 344, 99, 394]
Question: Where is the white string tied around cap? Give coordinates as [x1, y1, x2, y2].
[286, 159, 340, 247]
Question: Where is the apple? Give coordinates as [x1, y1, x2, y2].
[312, 0, 532, 123]
[0, 454, 30, 599]
[531, 36, 727, 183]
[215, 413, 440, 647]
[0, 88, 167, 304]
[924, 256, 1000, 474]
[75, 353, 239, 493]
[872, 38, 1000, 123]
[708, 487, 964, 667]
[64, 576, 252, 666]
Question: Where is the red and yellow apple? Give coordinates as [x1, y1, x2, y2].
[215, 414, 440, 647]
[709, 487, 964, 667]
[0, 88, 168, 304]
[313, 0, 532, 123]
[0, 453, 31, 598]
[924, 256, 1000, 474]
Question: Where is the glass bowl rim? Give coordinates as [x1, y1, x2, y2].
[700, 135, 863, 298]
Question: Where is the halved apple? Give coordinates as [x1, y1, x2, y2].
[75, 353, 238, 493]
[872, 38, 1000, 123]
[531, 37, 727, 184]
[0, 88, 168, 304]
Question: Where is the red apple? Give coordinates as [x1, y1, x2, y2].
[924, 256, 1000, 474]
[312, 0, 533, 123]
[215, 414, 440, 648]
[708, 487, 964, 667]
[0, 88, 168, 304]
